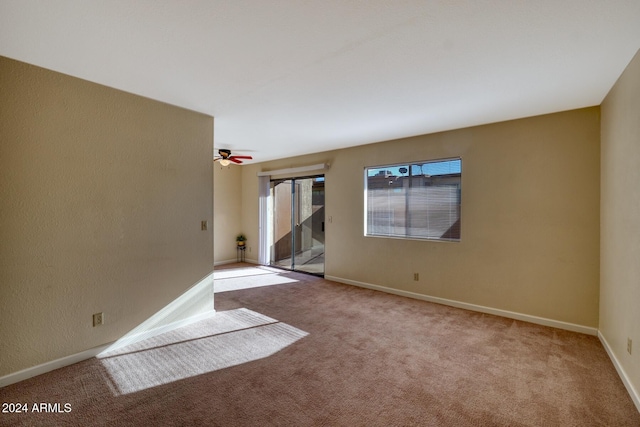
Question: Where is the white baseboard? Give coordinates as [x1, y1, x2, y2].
[0, 309, 216, 389]
[0, 343, 111, 388]
[325, 275, 598, 336]
[599, 332, 640, 413]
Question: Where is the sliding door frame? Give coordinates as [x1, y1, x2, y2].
[269, 174, 325, 276]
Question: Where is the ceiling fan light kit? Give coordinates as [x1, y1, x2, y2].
[214, 149, 252, 166]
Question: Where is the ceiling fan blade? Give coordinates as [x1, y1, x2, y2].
[230, 158, 243, 164]
[230, 155, 253, 160]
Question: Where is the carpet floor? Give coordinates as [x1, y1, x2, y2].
[1, 263, 638, 426]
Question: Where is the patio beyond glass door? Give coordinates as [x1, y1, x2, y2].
[271, 176, 325, 275]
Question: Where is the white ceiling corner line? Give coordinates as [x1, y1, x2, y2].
[256, 163, 330, 177]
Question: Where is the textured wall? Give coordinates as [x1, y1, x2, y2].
[600, 49, 640, 401]
[243, 107, 601, 328]
[0, 57, 214, 377]
[213, 164, 243, 264]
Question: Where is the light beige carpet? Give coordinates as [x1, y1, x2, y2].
[1, 263, 638, 426]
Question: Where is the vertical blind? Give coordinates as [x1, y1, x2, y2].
[365, 158, 461, 241]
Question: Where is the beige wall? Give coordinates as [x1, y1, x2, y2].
[213, 164, 243, 264]
[243, 107, 601, 328]
[600, 49, 640, 401]
[0, 57, 214, 377]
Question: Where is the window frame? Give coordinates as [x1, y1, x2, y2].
[364, 157, 462, 242]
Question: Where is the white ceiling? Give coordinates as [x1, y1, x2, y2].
[2, 1, 640, 163]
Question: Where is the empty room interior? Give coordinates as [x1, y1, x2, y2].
[1, 1, 640, 425]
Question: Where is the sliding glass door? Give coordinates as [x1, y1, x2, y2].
[271, 176, 325, 275]
[272, 179, 294, 270]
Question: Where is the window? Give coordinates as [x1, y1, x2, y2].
[365, 158, 461, 241]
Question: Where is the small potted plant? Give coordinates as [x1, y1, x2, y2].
[236, 234, 247, 247]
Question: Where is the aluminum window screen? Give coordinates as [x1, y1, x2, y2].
[365, 158, 461, 241]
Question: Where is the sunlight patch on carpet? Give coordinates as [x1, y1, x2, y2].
[213, 265, 284, 280]
[97, 308, 308, 395]
[214, 266, 299, 293]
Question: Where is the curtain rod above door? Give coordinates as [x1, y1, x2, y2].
[256, 163, 329, 177]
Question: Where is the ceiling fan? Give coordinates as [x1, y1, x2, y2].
[214, 149, 253, 166]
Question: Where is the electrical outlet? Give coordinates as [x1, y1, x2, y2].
[93, 312, 104, 327]
[628, 338, 633, 355]
[414, 273, 419, 281]
[201, 220, 208, 231]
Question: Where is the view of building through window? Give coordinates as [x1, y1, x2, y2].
[365, 158, 461, 241]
